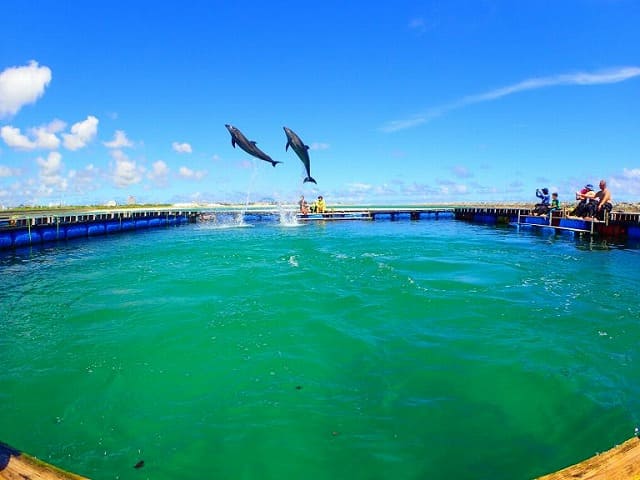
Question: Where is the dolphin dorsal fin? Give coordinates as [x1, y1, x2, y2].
[304, 145, 310, 150]
[251, 141, 257, 145]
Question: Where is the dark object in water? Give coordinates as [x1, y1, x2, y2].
[134, 460, 145, 469]
[295, 385, 302, 390]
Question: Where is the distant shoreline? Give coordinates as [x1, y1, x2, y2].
[2, 201, 640, 214]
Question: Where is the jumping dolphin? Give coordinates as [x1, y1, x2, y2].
[283, 126, 316, 184]
[225, 124, 282, 167]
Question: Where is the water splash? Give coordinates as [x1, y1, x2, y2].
[277, 204, 301, 227]
[199, 212, 251, 229]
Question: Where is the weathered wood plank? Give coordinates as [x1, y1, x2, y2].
[0, 442, 88, 480]
[536, 437, 640, 480]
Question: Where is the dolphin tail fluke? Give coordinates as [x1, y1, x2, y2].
[271, 160, 283, 167]
[303, 176, 317, 184]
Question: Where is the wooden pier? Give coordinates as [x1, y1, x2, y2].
[536, 436, 640, 480]
[0, 441, 88, 479]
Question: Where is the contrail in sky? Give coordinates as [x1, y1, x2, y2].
[380, 66, 640, 133]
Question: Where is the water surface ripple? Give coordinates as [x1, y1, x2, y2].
[1, 220, 638, 479]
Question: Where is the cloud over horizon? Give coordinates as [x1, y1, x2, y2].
[104, 130, 133, 149]
[381, 66, 640, 132]
[63, 116, 99, 150]
[172, 142, 192, 154]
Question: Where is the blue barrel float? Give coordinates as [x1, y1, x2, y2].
[39, 226, 61, 242]
[628, 226, 640, 239]
[0, 231, 13, 248]
[105, 221, 121, 234]
[88, 223, 106, 236]
[65, 224, 88, 239]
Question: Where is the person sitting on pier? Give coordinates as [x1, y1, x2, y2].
[593, 179, 613, 221]
[550, 192, 560, 211]
[570, 184, 596, 217]
[533, 187, 550, 215]
[316, 195, 326, 213]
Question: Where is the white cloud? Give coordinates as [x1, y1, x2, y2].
[179, 166, 206, 180]
[68, 164, 100, 194]
[110, 150, 144, 187]
[1, 120, 65, 150]
[148, 160, 169, 185]
[347, 182, 373, 193]
[0, 61, 52, 118]
[622, 168, 640, 179]
[63, 115, 99, 150]
[610, 168, 640, 198]
[104, 130, 133, 149]
[36, 151, 67, 190]
[438, 180, 468, 195]
[381, 66, 640, 132]
[310, 142, 330, 151]
[408, 17, 427, 35]
[33, 120, 64, 149]
[1, 126, 36, 149]
[37, 151, 62, 176]
[172, 142, 192, 153]
[0, 165, 20, 177]
[452, 165, 473, 178]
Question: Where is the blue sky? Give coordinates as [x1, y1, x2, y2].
[1, 0, 639, 206]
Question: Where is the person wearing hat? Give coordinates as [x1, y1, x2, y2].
[316, 195, 326, 213]
[576, 184, 595, 200]
[571, 183, 596, 217]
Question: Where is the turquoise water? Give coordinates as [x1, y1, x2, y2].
[1, 218, 639, 479]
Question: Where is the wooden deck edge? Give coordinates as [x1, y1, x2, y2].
[0, 442, 89, 480]
[536, 436, 640, 480]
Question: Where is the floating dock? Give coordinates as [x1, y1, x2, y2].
[454, 206, 640, 239]
[0, 207, 198, 250]
[2, 205, 640, 251]
[296, 208, 453, 221]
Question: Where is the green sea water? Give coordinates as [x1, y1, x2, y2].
[1, 218, 639, 480]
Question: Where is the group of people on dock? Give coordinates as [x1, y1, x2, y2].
[298, 195, 326, 215]
[533, 179, 613, 221]
[571, 179, 612, 220]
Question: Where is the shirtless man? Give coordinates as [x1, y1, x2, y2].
[298, 195, 309, 215]
[594, 179, 613, 219]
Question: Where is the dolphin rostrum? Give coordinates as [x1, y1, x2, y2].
[283, 126, 316, 184]
[225, 124, 282, 167]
